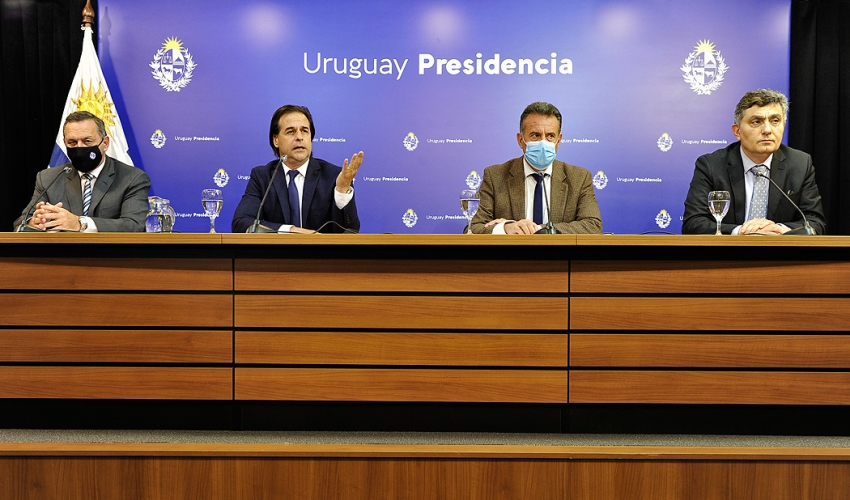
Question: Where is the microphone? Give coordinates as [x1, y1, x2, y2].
[754, 170, 815, 235]
[247, 155, 287, 233]
[16, 166, 73, 232]
[533, 171, 561, 234]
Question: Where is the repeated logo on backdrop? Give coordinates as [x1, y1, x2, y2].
[402, 209, 418, 228]
[593, 171, 608, 190]
[150, 129, 166, 149]
[681, 40, 728, 95]
[150, 37, 196, 92]
[403, 132, 419, 151]
[465, 171, 481, 190]
[655, 209, 672, 229]
[657, 133, 673, 152]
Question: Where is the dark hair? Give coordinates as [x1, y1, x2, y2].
[734, 89, 788, 125]
[64, 110, 107, 139]
[269, 104, 315, 157]
[519, 102, 562, 134]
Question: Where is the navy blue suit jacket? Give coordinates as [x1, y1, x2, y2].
[682, 142, 826, 235]
[231, 157, 359, 233]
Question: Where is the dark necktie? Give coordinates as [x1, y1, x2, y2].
[288, 169, 301, 227]
[749, 165, 768, 220]
[532, 173, 544, 225]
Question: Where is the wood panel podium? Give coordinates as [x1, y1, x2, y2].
[3, 233, 850, 499]
[2, 232, 850, 415]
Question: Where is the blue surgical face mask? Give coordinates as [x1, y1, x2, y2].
[523, 140, 557, 170]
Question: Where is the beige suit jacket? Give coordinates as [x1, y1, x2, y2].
[469, 157, 602, 234]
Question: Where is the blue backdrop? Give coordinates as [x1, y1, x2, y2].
[99, 0, 791, 233]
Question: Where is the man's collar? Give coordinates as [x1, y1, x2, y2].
[522, 157, 552, 177]
[740, 149, 773, 173]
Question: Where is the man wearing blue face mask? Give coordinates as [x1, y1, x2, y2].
[14, 111, 150, 232]
[469, 102, 602, 234]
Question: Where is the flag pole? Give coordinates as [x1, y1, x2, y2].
[82, 0, 94, 28]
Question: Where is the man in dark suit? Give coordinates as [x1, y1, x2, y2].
[469, 101, 602, 234]
[232, 105, 361, 233]
[14, 111, 150, 232]
[683, 89, 825, 235]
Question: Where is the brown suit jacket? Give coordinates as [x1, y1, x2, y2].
[469, 157, 602, 234]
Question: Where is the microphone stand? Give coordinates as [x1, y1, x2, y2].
[16, 166, 73, 232]
[755, 170, 815, 235]
[248, 155, 287, 233]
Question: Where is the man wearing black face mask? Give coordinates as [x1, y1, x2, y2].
[14, 111, 151, 232]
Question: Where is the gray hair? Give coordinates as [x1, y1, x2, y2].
[64, 111, 108, 139]
[520, 101, 562, 134]
[734, 89, 789, 125]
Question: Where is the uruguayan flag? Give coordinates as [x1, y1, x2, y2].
[49, 27, 133, 167]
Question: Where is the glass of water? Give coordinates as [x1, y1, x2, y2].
[202, 188, 223, 233]
[708, 190, 730, 236]
[460, 189, 479, 234]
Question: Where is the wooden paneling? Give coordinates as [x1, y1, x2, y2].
[570, 297, 850, 331]
[0, 294, 232, 327]
[2, 456, 850, 500]
[235, 296, 567, 330]
[0, 329, 232, 363]
[235, 259, 569, 293]
[575, 233, 850, 248]
[235, 332, 567, 366]
[0, 367, 232, 399]
[569, 371, 850, 405]
[571, 260, 850, 294]
[235, 368, 567, 402]
[0, 258, 232, 290]
[571, 334, 850, 368]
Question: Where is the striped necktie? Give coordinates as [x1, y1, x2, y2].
[82, 173, 95, 217]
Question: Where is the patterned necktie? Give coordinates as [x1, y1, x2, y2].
[287, 169, 301, 227]
[82, 173, 94, 217]
[532, 173, 544, 224]
[749, 165, 768, 220]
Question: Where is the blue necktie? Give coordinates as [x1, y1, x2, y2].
[82, 173, 94, 216]
[288, 169, 301, 227]
[532, 173, 544, 225]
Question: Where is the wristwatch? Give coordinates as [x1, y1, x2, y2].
[79, 217, 88, 232]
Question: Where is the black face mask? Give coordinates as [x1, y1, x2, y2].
[67, 139, 104, 173]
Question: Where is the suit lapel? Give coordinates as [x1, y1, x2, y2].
[549, 162, 568, 223]
[767, 148, 787, 218]
[89, 158, 114, 215]
[726, 146, 747, 224]
[508, 159, 526, 220]
[65, 168, 84, 215]
[301, 158, 321, 222]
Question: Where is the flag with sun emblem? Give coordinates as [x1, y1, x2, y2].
[48, 27, 134, 167]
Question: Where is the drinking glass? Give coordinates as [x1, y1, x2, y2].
[202, 189, 223, 233]
[460, 189, 480, 234]
[708, 191, 730, 236]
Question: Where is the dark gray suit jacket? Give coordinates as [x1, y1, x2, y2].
[682, 142, 825, 235]
[14, 156, 151, 232]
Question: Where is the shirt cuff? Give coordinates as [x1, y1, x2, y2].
[335, 186, 354, 209]
[491, 220, 513, 234]
[278, 224, 294, 233]
[82, 216, 98, 233]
